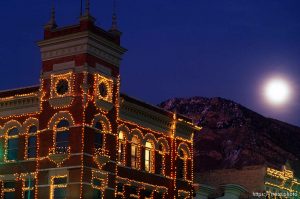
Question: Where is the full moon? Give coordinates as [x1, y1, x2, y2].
[264, 78, 291, 105]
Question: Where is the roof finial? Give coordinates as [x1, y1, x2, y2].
[80, 0, 95, 23]
[46, 0, 57, 29]
[85, 0, 90, 16]
[50, 3, 56, 23]
[80, 0, 83, 16]
[111, 0, 118, 31]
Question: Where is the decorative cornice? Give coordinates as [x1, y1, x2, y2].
[0, 94, 39, 117]
[120, 97, 197, 139]
[38, 31, 126, 67]
[175, 120, 194, 140]
[120, 98, 172, 135]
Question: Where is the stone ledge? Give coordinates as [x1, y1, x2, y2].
[49, 96, 74, 108]
[95, 98, 114, 111]
[0, 96, 39, 117]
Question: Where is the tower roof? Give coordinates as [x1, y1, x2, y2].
[45, 2, 57, 30]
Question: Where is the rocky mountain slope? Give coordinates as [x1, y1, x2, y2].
[159, 97, 300, 175]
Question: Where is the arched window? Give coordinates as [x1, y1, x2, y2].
[157, 143, 166, 175]
[7, 128, 19, 161]
[94, 121, 104, 150]
[118, 131, 126, 165]
[145, 141, 154, 173]
[92, 177, 103, 199]
[177, 149, 187, 179]
[27, 126, 37, 159]
[55, 120, 70, 153]
[131, 136, 140, 169]
[57, 120, 69, 129]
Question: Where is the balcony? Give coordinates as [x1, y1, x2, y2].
[48, 146, 70, 166]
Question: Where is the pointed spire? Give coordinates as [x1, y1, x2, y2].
[109, 0, 121, 44]
[111, 0, 118, 31]
[50, 4, 56, 24]
[85, 0, 90, 16]
[111, 14, 118, 31]
[45, 0, 57, 29]
[80, 0, 83, 16]
[110, 0, 119, 31]
[80, 0, 95, 23]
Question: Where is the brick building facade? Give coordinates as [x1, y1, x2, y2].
[0, 2, 198, 199]
[195, 165, 300, 198]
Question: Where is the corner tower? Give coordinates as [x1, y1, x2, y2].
[36, 2, 126, 198]
[38, 1, 126, 111]
[39, 3, 125, 85]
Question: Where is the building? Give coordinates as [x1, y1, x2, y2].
[194, 164, 300, 199]
[0, 1, 199, 198]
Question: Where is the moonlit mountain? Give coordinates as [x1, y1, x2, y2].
[159, 97, 300, 176]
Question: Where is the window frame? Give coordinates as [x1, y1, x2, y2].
[22, 178, 35, 199]
[6, 127, 20, 162]
[26, 125, 38, 159]
[144, 141, 155, 173]
[157, 143, 166, 175]
[94, 121, 104, 152]
[50, 175, 68, 199]
[177, 149, 188, 180]
[116, 182, 125, 198]
[117, 131, 126, 165]
[2, 181, 16, 199]
[131, 136, 140, 169]
[92, 177, 104, 199]
[54, 120, 70, 154]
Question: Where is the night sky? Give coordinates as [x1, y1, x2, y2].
[0, 0, 300, 125]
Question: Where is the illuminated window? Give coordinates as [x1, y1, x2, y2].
[118, 131, 126, 165]
[50, 176, 67, 199]
[27, 126, 37, 159]
[55, 120, 70, 153]
[131, 136, 140, 169]
[7, 128, 19, 161]
[157, 144, 166, 175]
[145, 141, 154, 173]
[94, 121, 104, 150]
[23, 179, 35, 199]
[177, 149, 187, 179]
[92, 178, 103, 199]
[3, 181, 15, 199]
